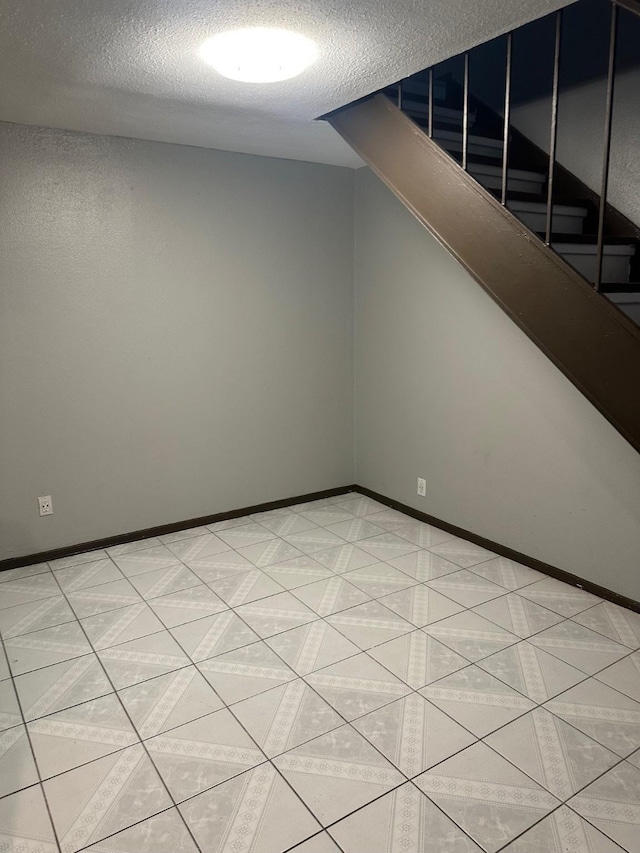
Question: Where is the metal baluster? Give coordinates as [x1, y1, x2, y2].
[462, 52, 470, 170]
[545, 10, 562, 245]
[428, 68, 434, 138]
[595, 2, 619, 290]
[501, 32, 513, 205]
[397, 79, 403, 110]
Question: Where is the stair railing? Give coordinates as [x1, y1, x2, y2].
[391, 0, 640, 303]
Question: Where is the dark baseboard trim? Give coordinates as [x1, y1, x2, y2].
[0, 485, 357, 572]
[3, 481, 638, 614]
[354, 485, 640, 614]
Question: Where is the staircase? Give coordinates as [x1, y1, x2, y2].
[324, 0, 640, 453]
[382, 67, 640, 323]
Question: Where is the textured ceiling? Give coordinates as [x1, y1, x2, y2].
[0, 0, 572, 167]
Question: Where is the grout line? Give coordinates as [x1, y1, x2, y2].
[0, 637, 63, 852]
[44, 570, 205, 853]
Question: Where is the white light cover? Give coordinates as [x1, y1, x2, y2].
[199, 28, 318, 83]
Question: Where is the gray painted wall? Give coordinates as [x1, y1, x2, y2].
[354, 167, 640, 600]
[0, 122, 355, 559]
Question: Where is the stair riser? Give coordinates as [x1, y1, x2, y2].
[437, 138, 502, 159]
[404, 102, 476, 127]
[514, 209, 586, 235]
[559, 252, 632, 284]
[473, 171, 545, 195]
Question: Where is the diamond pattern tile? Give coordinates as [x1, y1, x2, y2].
[326, 600, 414, 650]
[0, 784, 58, 852]
[573, 602, 640, 650]
[529, 620, 629, 675]
[469, 556, 545, 590]
[291, 574, 371, 616]
[597, 652, 640, 703]
[208, 568, 285, 606]
[283, 528, 348, 556]
[126, 564, 201, 600]
[215, 521, 277, 548]
[352, 693, 476, 777]
[15, 654, 112, 722]
[377, 584, 463, 627]
[166, 534, 232, 568]
[232, 678, 343, 757]
[545, 679, 640, 758]
[28, 693, 138, 778]
[0, 573, 60, 610]
[313, 543, 380, 573]
[334, 496, 386, 517]
[237, 538, 304, 568]
[179, 762, 320, 852]
[391, 520, 456, 548]
[477, 641, 587, 703]
[274, 723, 404, 824]
[81, 603, 165, 651]
[519, 577, 602, 617]
[386, 549, 464, 581]
[266, 620, 360, 675]
[264, 556, 334, 590]
[234, 591, 318, 638]
[501, 805, 626, 853]
[44, 743, 172, 852]
[423, 609, 519, 661]
[0, 594, 77, 639]
[569, 760, 640, 852]
[197, 640, 297, 704]
[427, 569, 507, 607]
[67, 578, 142, 618]
[146, 708, 264, 802]
[368, 630, 469, 689]
[426, 537, 496, 568]
[97, 629, 191, 689]
[0, 724, 40, 796]
[357, 532, 420, 562]
[55, 559, 124, 593]
[486, 707, 619, 799]
[415, 741, 559, 852]
[170, 610, 259, 662]
[472, 592, 564, 638]
[304, 652, 410, 720]
[420, 664, 534, 736]
[5, 620, 92, 675]
[117, 665, 223, 737]
[83, 808, 199, 853]
[147, 584, 227, 628]
[329, 780, 484, 853]
[112, 545, 183, 578]
[345, 562, 418, 598]
[0, 562, 50, 584]
[324, 518, 385, 542]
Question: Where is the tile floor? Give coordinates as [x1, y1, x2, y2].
[1, 492, 640, 853]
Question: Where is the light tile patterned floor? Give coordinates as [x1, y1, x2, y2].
[1, 491, 639, 853]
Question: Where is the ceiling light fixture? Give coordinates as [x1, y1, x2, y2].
[199, 27, 318, 83]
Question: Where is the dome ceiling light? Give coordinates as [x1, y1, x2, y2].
[199, 27, 318, 83]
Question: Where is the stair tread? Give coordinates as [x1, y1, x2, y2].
[468, 161, 545, 181]
[547, 235, 638, 248]
[433, 129, 504, 148]
[509, 200, 588, 215]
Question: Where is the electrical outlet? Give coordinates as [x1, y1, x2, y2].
[417, 477, 426, 497]
[38, 495, 53, 516]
